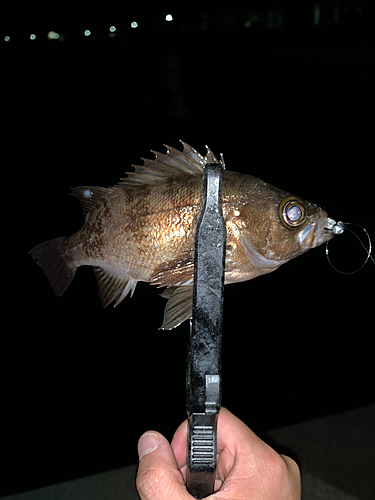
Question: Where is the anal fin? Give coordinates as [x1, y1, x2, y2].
[93, 267, 137, 308]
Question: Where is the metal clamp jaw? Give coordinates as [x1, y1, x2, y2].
[186, 163, 226, 499]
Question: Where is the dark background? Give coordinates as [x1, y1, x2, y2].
[2, 0, 375, 496]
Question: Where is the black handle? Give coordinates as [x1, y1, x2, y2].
[186, 163, 226, 499]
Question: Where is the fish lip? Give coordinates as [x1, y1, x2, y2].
[314, 210, 335, 246]
[317, 228, 335, 245]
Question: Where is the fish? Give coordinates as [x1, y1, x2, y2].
[30, 140, 336, 329]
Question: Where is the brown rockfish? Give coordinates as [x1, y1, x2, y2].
[30, 141, 336, 329]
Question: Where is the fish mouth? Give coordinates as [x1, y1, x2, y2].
[299, 209, 335, 249]
[314, 211, 336, 246]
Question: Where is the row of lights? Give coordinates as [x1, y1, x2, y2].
[2, 5, 361, 42]
[4, 14, 174, 42]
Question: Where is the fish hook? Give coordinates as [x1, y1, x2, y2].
[325, 221, 375, 274]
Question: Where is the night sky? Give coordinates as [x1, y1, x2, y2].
[2, 0, 375, 495]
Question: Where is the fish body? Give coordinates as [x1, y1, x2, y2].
[30, 141, 335, 329]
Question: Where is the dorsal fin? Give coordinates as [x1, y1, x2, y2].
[70, 186, 113, 219]
[118, 140, 225, 187]
[70, 142, 226, 219]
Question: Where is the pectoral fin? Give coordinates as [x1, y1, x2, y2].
[149, 252, 194, 288]
[159, 285, 193, 330]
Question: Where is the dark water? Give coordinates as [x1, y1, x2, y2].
[3, 5, 375, 495]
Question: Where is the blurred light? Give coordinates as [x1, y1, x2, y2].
[30, 34, 36, 40]
[131, 21, 138, 28]
[84, 29, 91, 36]
[313, 3, 320, 25]
[4, 36, 10, 42]
[333, 4, 339, 23]
[47, 31, 60, 40]
[109, 26, 116, 32]
[244, 21, 251, 27]
[165, 14, 173, 22]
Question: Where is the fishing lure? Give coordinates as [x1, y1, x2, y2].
[325, 218, 374, 274]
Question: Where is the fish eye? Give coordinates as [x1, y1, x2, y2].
[279, 197, 306, 228]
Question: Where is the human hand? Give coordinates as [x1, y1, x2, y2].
[136, 407, 301, 499]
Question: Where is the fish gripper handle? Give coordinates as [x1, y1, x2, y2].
[186, 163, 226, 499]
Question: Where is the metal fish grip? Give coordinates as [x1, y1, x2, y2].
[186, 163, 226, 499]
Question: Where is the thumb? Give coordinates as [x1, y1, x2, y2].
[136, 431, 191, 500]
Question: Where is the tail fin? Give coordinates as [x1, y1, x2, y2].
[29, 237, 76, 296]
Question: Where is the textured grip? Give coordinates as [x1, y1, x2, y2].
[190, 425, 215, 466]
[187, 412, 218, 499]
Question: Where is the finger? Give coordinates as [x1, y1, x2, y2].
[171, 418, 188, 468]
[217, 407, 274, 456]
[136, 431, 191, 500]
[216, 407, 256, 452]
[215, 408, 288, 484]
[281, 455, 301, 497]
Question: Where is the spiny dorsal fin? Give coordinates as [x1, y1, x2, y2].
[71, 142, 226, 217]
[118, 140, 225, 187]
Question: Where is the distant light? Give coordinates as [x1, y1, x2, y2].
[244, 21, 251, 27]
[131, 21, 138, 28]
[47, 31, 60, 40]
[30, 34, 36, 40]
[313, 4, 320, 25]
[4, 35, 10, 42]
[165, 14, 173, 22]
[109, 25, 116, 32]
[84, 29, 91, 37]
